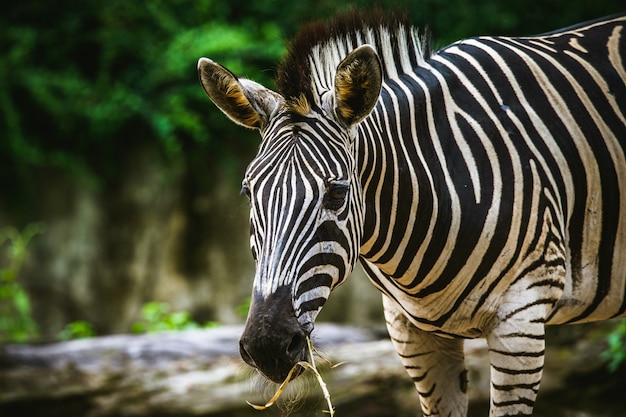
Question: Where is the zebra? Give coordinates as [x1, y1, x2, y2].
[198, 10, 626, 417]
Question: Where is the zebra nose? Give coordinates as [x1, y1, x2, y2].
[239, 287, 312, 382]
[239, 318, 308, 383]
[239, 328, 307, 366]
[239, 322, 309, 383]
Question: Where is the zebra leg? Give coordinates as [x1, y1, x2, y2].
[383, 295, 468, 417]
[486, 307, 548, 416]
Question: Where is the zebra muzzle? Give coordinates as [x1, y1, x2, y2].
[239, 287, 311, 383]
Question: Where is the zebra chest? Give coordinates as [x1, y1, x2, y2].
[360, 215, 569, 338]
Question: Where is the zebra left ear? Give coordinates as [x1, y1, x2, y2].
[334, 45, 382, 127]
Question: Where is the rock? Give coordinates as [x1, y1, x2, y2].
[0, 323, 619, 417]
[0, 324, 383, 416]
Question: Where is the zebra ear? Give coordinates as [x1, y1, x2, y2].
[198, 58, 283, 130]
[334, 45, 382, 127]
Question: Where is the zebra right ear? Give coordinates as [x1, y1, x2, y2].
[334, 45, 383, 127]
[198, 58, 284, 130]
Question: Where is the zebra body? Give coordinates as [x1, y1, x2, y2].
[199, 12, 626, 417]
[362, 16, 626, 334]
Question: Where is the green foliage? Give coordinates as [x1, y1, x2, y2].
[373, 0, 625, 46]
[236, 296, 251, 317]
[0, 1, 287, 200]
[3, 1, 620, 168]
[1, 0, 623, 206]
[602, 319, 626, 372]
[58, 302, 223, 340]
[131, 301, 218, 334]
[0, 222, 45, 343]
[58, 320, 97, 341]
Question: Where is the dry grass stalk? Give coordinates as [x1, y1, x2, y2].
[246, 337, 336, 416]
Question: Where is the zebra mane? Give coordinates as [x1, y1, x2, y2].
[275, 9, 431, 114]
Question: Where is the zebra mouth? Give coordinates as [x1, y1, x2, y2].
[258, 339, 310, 384]
[239, 323, 312, 384]
[266, 359, 307, 384]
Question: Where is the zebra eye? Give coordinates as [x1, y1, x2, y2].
[324, 184, 349, 210]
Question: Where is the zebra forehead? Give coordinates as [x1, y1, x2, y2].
[247, 137, 352, 184]
[275, 9, 430, 115]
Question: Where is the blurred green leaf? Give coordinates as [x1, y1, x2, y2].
[602, 319, 626, 372]
[0, 223, 43, 343]
[58, 321, 96, 341]
[236, 296, 251, 317]
[132, 301, 218, 333]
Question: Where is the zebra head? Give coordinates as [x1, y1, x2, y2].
[198, 45, 382, 382]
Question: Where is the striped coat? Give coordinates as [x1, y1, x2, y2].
[199, 11, 626, 416]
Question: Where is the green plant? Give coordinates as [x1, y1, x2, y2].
[236, 296, 251, 317]
[131, 301, 218, 334]
[602, 319, 626, 372]
[0, 222, 45, 343]
[58, 320, 96, 341]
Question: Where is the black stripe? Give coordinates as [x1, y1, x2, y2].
[491, 365, 543, 375]
[418, 382, 437, 398]
[489, 349, 545, 358]
[492, 382, 540, 392]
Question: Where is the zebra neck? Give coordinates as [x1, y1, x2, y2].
[355, 98, 438, 269]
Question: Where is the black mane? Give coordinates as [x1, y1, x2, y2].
[275, 9, 431, 110]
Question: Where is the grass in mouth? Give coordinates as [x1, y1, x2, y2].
[247, 337, 337, 415]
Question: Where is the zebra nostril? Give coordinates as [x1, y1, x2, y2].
[239, 340, 255, 367]
[286, 332, 307, 359]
